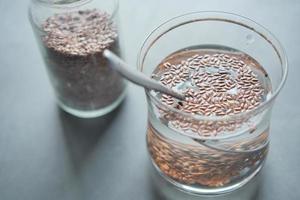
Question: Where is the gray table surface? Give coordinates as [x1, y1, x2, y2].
[0, 0, 299, 200]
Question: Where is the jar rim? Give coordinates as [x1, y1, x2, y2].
[32, 0, 93, 8]
[137, 11, 288, 122]
[29, 0, 119, 31]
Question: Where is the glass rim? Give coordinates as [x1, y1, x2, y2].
[137, 11, 288, 121]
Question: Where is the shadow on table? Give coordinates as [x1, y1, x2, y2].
[57, 102, 124, 171]
[147, 164, 262, 200]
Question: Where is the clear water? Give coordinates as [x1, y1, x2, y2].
[147, 45, 272, 194]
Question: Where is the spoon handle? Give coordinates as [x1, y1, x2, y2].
[103, 50, 185, 100]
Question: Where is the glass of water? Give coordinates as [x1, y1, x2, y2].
[138, 12, 288, 195]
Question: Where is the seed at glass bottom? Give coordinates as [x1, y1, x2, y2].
[148, 126, 268, 187]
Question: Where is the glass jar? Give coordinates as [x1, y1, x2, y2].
[138, 12, 288, 195]
[29, 0, 126, 118]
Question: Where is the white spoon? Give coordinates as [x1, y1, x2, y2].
[103, 49, 185, 100]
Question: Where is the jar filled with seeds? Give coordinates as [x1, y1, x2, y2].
[138, 12, 287, 195]
[29, 0, 126, 118]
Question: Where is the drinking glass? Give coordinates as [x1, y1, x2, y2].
[138, 11, 288, 195]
